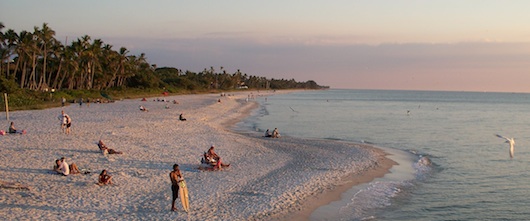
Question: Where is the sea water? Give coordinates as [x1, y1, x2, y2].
[239, 89, 530, 220]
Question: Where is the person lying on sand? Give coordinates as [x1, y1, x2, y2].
[98, 170, 113, 185]
[98, 140, 123, 154]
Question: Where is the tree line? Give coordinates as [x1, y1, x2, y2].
[0, 22, 327, 94]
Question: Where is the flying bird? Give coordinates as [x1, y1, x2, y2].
[495, 134, 515, 158]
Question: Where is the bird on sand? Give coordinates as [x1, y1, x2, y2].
[495, 134, 515, 158]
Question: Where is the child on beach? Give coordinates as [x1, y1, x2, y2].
[98, 170, 113, 185]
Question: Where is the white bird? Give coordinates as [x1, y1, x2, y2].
[495, 134, 515, 158]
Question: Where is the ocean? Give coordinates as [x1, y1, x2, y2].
[241, 89, 530, 220]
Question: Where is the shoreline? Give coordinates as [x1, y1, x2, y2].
[226, 91, 398, 220]
[0, 90, 398, 220]
[285, 151, 397, 221]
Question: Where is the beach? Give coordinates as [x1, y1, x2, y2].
[0, 91, 395, 220]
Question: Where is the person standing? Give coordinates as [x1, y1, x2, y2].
[169, 164, 183, 211]
[65, 113, 72, 134]
[58, 110, 71, 134]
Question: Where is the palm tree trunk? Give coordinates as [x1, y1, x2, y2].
[28, 52, 38, 89]
[51, 58, 63, 89]
[20, 61, 27, 88]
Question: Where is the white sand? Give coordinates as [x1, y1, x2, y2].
[0, 91, 394, 220]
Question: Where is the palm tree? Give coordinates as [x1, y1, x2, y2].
[87, 39, 102, 89]
[49, 39, 65, 89]
[4, 29, 19, 79]
[17, 30, 38, 89]
[108, 46, 129, 88]
[35, 23, 56, 90]
[69, 39, 85, 89]
[59, 47, 78, 90]
[0, 22, 5, 77]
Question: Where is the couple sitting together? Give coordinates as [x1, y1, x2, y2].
[201, 146, 230, 170]
[53, 157, 81, 176]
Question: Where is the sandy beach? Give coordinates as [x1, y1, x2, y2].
[0, 91, 395, 220]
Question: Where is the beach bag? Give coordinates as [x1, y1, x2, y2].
[0, 130, 5, 135]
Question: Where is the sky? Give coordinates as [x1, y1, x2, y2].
[2, 0, 530, 92]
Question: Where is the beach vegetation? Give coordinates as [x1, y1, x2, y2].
[0, 22, 328, 110]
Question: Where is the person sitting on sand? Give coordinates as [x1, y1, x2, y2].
[272, 128, 280, 138]
[54, 158, 70, 176]
[8, 122, 25, 134]
[179, 113, 187, 121]
[98, 170, 113, 185]
[169, 164, 183, 211]
[207, 146, 220, 161]
[54, 157, 81, 175]
[204, 146, 229, 169]
[53, 160, 63, 174]
[202, 152, 213, 164]
[9, 122, 17, 134]
[139, 105, 148, 112]
[264, 129, 272, 137]
[98, 140, 123, 154]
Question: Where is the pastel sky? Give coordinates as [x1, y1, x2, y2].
[2, 0, 530, 92]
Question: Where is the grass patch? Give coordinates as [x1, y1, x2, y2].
[0, 88, 225, 111]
